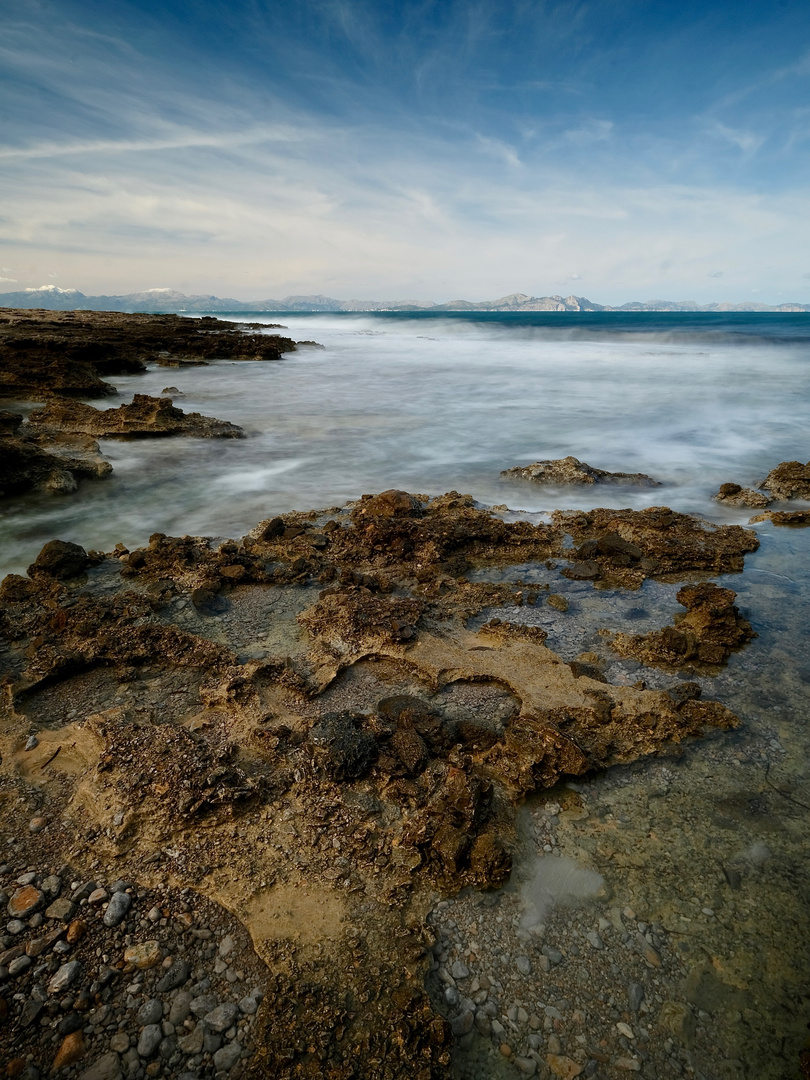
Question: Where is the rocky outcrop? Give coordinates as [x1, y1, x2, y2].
[760, 460, 810, 501]
[501, 456, 661, 487]
[748, 509, 810, 527]
[27, 395, 245, 439]
[0, 308, 299, 400]
[610, 582, 756, 669]
[551, 506, 759, 588]
[0, 411, 111, 496]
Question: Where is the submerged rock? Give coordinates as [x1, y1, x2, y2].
[501, 456, 661, 487]
[611, 582, 756, 669]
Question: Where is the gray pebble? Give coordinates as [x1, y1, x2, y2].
[204, 1001, 239, 1033]
[169, 990, 193, 1025]
[450, 959, 469, 980]
[137, 1023, 163, 1058]
[450, 1009, 474, 1036]
[238, 994, 259, 1016]
[7, 920, 25, 935]
[110, 1032, 131, 1053]
[9, 954, 32, 976]
[628, 982, 645, 1012]
[586, 931, 604, 950]
[48, 960, 82, 994]
[24, 736, 39, 751]
[515, 1058, 537, 1077]
[156, 958, 189, 993]
[189, 991, 218, 1017]
[137, 998, 163, 1026]
[78, 1051, 122, 1080]
[204, 1031, 222, 1053]
[212, 1042, 242, 1072]
[103, 891, 132, 927]
[516, 954, 532, 975]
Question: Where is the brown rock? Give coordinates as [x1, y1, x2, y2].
[714, 482, 771, 509]
[28, 395, 245, 440]
[761, 459, 810, 500]
[352, 489, 424, 519]
[501, 456, 661, 487]
[51, 1031, 86, 1071]
[66, 919, 88, 944]
[26, 928, 65, 957]
[8, 885, 45, 918]
[546, 1054, 584, 1078]
[28, 539, 90, 580]
[749, 509, 810, 527]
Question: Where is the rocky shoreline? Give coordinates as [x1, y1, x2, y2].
[0, 310, 303, 498]
[1, 310, 808, 1080]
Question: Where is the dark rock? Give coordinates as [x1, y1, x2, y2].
[28, 540, 90, 580]
[501, 456, 661, 487]
[309, 713, 378, 780]
[155, 959, 190, 992]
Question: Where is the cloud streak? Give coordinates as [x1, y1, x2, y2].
[1, 0, 809, 301]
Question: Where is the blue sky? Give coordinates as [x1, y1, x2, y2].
[2, 0, 810, 302]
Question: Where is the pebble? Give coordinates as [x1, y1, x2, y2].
[102, 891, 131, 926]
[0, 862, 263, 1078]
[124, 939, 162, 969]
[212, 1041, 242, 1071]
[204, 1001, 239, 1032]
[78, 1051, 122, 1080]
[137, 1023, 163, 1058]
[24, 735, 39, 750]
[48, 959, 83, 994]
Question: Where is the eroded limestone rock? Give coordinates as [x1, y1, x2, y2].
[501, 456, 661, 487]
[27, 395, 244, 439]
[610, 582, 755, 670]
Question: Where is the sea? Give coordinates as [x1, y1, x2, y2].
[2, 310, 809, 1076]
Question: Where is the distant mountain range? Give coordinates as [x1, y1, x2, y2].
[2, 285, 808, 313]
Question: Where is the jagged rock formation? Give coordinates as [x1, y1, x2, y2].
[27, 395, 245, 440]
[0, 410, 112, 497]
[501, 456, 661, 488]
[610, 583, 756, 670]
[760, 460, 810, 501]
[714, 482, 771, 509]
[0, 490, 759, 1078]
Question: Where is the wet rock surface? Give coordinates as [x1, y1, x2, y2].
[759, 460, 810, 501]
[0, 483, 770, 1078]
[713, 484, 771, 510]
[500, 458, 661, 489]
[0, 309, 306, 501]
[610, 583, 756, 671]
[0, 309, 299, 400]
[26, 397, 245, 440]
